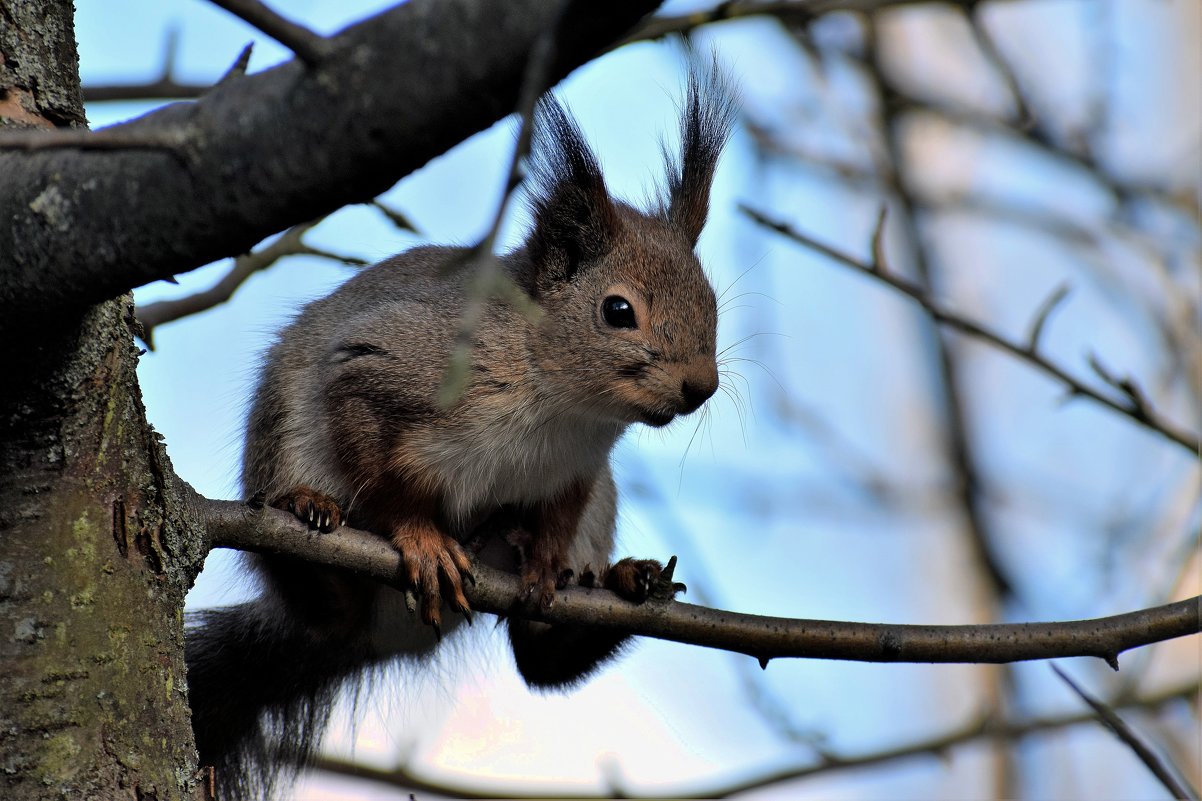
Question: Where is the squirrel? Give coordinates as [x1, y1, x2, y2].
[184, 69, 734, 800]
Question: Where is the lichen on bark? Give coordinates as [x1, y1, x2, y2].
[0, 3, 207, 797]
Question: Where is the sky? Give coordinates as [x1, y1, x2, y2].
[74, 1, 1200, 799]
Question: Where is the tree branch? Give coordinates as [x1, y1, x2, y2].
[0, 0, 661, 328]
[198, 496, 1201, 668]
[309, 679, 1199, 798]
[207, 0, 330, 67]
[1053, 665, 1199, 801]
[134, 218, 368, 347]
[80, 27, 213, 103]
[741, 205, 1202, 454]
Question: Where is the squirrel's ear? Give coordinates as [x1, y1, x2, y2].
[661, 64, 736, 247]
[527, 95, 617, 286]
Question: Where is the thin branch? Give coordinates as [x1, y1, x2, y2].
[869, 204, 888, 273]
[83, 79, 209, 104]
[0, 128, 188, 153]
[207, 0, 330, 66]
[437, 2, 565, 405]
[314, 679, 1197, 796]
[81, 27, 215, 103]
[741, 205, 1202, 454]
[216, 43, 255, 86]
[623, 1, 816, 46]
[1025, 283, 1071, 355]
[135, 219, 368, 345]
[622, 0, 995, 47]
[1053, 665, 1200, 801]
[367, 200, 419, 233]
[312, 680, 1200, 800]
[964, 5, 1033, 127]
[198, 496, 1202, 667]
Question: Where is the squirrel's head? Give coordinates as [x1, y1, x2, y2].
[521, 69, 735, 428]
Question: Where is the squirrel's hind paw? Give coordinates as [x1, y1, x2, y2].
[271, 486, 343, 533]
[392, 522, 474, 630]
[603, 556, 686, 603]
[518, 561, 574, 612]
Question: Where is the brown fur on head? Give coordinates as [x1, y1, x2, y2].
[519, 67, 736, 429]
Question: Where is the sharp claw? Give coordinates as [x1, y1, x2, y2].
[662, 555, 678, 581]
[463, 570, 476, 587]
[461, 607, 473, 626]
[673, 581, 687, 595]
[432, 622, 442, 642]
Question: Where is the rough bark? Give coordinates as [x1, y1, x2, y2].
[0, 3, 218, 799]
[0, 298, 206, 801]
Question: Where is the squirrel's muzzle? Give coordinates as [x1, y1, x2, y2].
[678, 364, 719, 415]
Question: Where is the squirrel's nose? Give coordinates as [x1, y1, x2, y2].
[679, 373, 718, 415]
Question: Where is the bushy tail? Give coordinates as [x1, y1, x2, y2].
[185, 601, 369, 800]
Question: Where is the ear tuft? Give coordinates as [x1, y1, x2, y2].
[526, 95, 618, 285]
[661, 60, 737, 246]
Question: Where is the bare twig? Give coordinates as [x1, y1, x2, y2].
[82, 78, 210, 104]
[310, 677, 1199, 797]
[964, 5, 1033, 126]
[88, 41, 254, 103]
[207, 0, 329, 66]
[622, 0, 991, 48]
[1026, 282, 1071, 354]
[368, 200, 419, 233]
[1088, 353, 1155, 421]
[81, 28, 219, 103]
[135, 219, 365, 345]
[437, 3, 565, 405]
[217, 43, 255, 86]
[199, 496, 1202, 667]
[741, 205, 1202, 454]
[1053, 665, 1200, 801]
[869, 204, 889, 273]
[0, 128, 188, 153]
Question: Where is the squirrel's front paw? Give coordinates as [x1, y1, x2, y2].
[391, 521, 475, 635]
[602, 555, 686, 603]
[271, 486, 343, 533]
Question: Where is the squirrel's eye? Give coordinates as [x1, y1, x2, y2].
[601, 296, 637, 329]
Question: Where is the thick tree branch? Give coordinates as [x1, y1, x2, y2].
[198, 496, 1201, 668]
[0, 0, 660, 328]
[742, 206, 1202, 454]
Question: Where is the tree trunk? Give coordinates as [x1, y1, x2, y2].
[0, 3, 206, 798]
